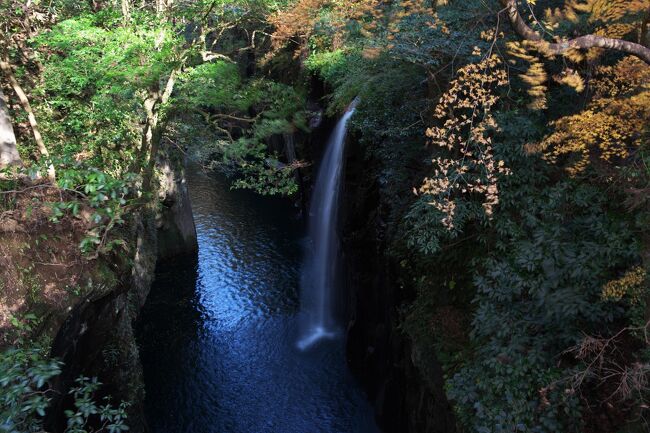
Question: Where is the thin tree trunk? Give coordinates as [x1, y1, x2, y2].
[139, 70, 177, 190]
[0, 58, 55, 180]
[121, 0, 131, 23]
[0, 88, 22, 168]
[146, 71, 176, 168]
[155, 0, 173, 15]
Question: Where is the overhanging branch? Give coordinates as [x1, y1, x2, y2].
[500, 0, 650, 65]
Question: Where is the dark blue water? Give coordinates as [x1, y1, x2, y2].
[136, 165, 378, 433]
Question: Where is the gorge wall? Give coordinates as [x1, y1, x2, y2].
[340, 133, 457, 433]
[45, 212, 158, 432]
[44, 156, 198, 432]
[0, 149, 198, 433]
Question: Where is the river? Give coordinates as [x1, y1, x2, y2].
[136, 164, 378, 433]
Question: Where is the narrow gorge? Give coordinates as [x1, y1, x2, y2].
[2, 1, 649, 433]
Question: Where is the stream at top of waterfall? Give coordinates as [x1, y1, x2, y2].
[136, 163, 379, 433]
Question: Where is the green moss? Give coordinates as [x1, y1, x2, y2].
[93, 261, 119, 289]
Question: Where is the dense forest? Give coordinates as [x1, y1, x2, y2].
[1, 0, 649, 432]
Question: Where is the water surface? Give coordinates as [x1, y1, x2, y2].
[137, 165, 378, 433]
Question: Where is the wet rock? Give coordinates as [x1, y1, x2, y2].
[156, 158, 198, 260]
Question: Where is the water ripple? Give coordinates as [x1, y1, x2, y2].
[137, 164, 378, 433]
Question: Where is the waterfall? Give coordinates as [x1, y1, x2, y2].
[298, 99, 358, 351]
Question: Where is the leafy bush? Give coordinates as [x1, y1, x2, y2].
[1, 157, 137, 257]
[64, 377, 129, 433]
[447, 177, 639, 432]
[53, 161, 137, 256]
[0, 347, 129, 433]
[0, 347, 62, 433]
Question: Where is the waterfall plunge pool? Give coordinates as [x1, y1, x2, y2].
[136, 164, 378, 433]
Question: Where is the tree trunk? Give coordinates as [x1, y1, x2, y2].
[156, 0, 165, 14]
[0, 88, 22, 168]
[0, 58, 55, 180]
[121, 0, 131, 23]
[139, 70, 177, 190]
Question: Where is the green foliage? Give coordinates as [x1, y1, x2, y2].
[303, 49, 348, 83]
[5, 156, 136, 257]
[0, 347, 62, 433]
[231, 160, 300, 195]
[448, 179, 637, 432]
[64, 377, 129, 433]
[306, 48, 430, 125]
[0, 347, 129, 433]
[26, 1, 307, 198]
[34, 15, 180, 175]
[178, 62, 245, 111]
[177, 61, 309, 195]
[392, 100, 644, 432]
[54, 161, 136, 255]
[403, 196, 479, 255]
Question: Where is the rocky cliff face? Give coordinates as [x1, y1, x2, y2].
[43, 157, 198, 432]
[341, 135, 457, 433]
[157, 159, 199, 260]
[46, 213, 158, 433]
[0, 153, 197, 432]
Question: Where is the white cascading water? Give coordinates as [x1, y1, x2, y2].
[297, 100, 358, 351]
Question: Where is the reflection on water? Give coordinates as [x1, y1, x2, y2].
[136, 164, 378, 433]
